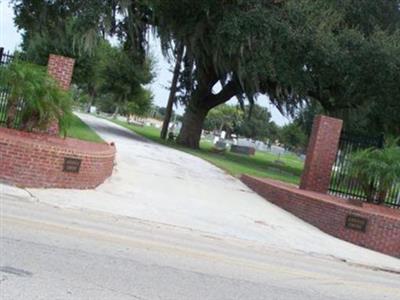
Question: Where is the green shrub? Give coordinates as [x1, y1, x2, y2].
[0, 60, 73, 136]
[348, 141, 400, 204]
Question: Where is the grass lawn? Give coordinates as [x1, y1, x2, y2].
[111, 118, 304, 184]
[1, 113, 104, 143]
[66, 114, 104, 143]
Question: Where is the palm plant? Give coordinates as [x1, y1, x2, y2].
[0, 60, 73, 136]
[348, 141, 400, 204]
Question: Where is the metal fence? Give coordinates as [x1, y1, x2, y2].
[0, 47, 25, 129]
[0, 47, 14, 65]
[329, 131, 400, 208]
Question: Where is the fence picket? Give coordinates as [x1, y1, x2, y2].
[329, 131, 399, 208]
[0, 48, 24, 128]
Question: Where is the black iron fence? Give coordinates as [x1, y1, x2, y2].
[0, 47, 25, 129]
[0, 47, 14, 65]
[329, 131, 400, 208]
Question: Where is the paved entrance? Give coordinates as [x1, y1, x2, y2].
[2, 113, 399, 271]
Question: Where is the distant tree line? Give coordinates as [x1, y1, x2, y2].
[203, 104, 307, 152]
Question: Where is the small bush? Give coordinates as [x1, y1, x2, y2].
[0, 60, 73, 136]
[348, 141, 400, 203]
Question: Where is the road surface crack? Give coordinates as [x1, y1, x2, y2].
[0, 266, 33, 277]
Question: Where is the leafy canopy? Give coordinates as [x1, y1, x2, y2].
[151, 0, 400, 119]
[12, 0, 155, 118]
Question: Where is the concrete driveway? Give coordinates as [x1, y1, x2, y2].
[1, 113, 399, 271]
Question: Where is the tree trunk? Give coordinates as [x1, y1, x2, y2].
[112, 105, 119, 118]
[87, 85, 97, 113]
[177, 104, 209, 149]
[176, 66, 241, 148]
[219, 122, 225, 132]
[161, 45, 184, 140]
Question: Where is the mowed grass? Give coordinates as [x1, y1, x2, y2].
[66, 114, 104, 143]
[1, 112, 104, 143]
[111, 119, 304, 184]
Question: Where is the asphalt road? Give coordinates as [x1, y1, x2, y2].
[1, 195, 399, 300]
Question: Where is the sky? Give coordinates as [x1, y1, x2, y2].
[0, 1, 289, 126]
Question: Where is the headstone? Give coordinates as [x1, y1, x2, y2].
[220, 130, 226, 139]
[231, 145, 256, 156]
[271, 145, 285, 155]
[215, 140, 227, 150]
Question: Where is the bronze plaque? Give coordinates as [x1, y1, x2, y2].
[63, 158, 81, 173]
[345, 215, 368, 232]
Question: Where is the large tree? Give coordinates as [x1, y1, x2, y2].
[98, 46, 153, 116]
[150, 0, 400, 148]
[12, 0, 111, 85]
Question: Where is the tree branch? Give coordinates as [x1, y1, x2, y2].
[205, 80, 242, 109]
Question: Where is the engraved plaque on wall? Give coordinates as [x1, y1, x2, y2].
[345, 215, 368, 232]
[63, 158, 81, 173]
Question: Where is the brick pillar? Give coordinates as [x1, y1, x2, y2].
[46, 54, 75, 135]
[47, 54, 75, 91]
[300, 115, 343, 194]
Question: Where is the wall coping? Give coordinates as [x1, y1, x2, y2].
[242, 175, 400, 221]
[0, 127, 115, 157]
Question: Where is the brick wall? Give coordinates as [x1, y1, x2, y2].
[300, 115, 343, 193]
[242, 175, 400, 258]
[0, 127, 115, 189]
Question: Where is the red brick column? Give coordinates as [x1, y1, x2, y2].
[300, 115, 343, 193]
[46, 54, 75, 135]
[47, 54, 75, 91]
